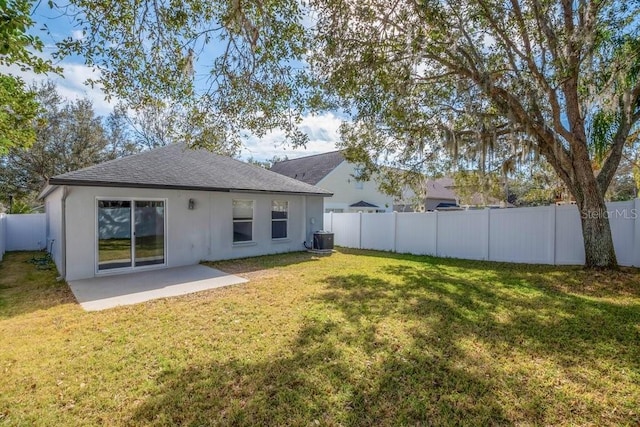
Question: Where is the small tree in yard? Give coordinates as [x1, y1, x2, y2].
[309, 0, 640, 269]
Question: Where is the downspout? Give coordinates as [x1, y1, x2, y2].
[57, 186, 69, 281]
[302, 196, 308, 249]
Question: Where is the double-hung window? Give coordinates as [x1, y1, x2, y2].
[233, 200, 254, 242]
[271, 200, 288, 239]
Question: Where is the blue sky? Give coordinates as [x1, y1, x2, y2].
[0, 3, 340, 161]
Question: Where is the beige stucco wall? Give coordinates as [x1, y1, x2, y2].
[316, 161, 393, 213]
[53, 186, 324, 281]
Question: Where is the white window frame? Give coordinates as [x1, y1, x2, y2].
[271, 200, 289, 240]
[232, 199, 254, 244]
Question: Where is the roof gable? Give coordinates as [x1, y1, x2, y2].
[48, 144, 332, 196]
[270, 151, 345, 185]
[350, 200, 379, 208]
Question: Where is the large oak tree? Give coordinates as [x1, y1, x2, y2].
[308, 0, 640, 268]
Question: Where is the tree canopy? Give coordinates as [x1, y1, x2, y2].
[0, 0, 58, 153]
[0, 0, 56, 72]
[55, 0, 321, 151]
[0, 75, 38, 154]
[1, 82, 119, 200]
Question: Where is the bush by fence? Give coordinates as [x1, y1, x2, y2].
[323, 199, 640, 267]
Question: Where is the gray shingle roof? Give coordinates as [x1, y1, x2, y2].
[424, 180, 457, 200]
[48, 143, 332, 196]
[270, 151, 345, 185]
[350, 200, 379, 208]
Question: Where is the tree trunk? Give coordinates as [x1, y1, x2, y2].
[540, 128, 619, 269]
[572, 175, 618, 269]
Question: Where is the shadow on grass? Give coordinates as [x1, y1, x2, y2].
[128, 249, 640, 425]
[338, 247, 640, 299]
[321, 266, 640, 422]
[326, 267, 640, 366]
[0, 251, 75, 318]
[130, 319, 509, 426]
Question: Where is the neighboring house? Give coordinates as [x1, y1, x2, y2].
[39, 143, 332, 281]
[270, 151, 394, 213]
[394, 179, 459, 212]
[436, 177, 511, 209]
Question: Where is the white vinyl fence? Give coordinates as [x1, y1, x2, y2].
[324, 199, 640, 267]
[0, 214, 47, 259]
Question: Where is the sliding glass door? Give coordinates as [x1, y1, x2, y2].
[134, 201, 165, 267]
[98, 200, 132, 270]
[97, 199, 165, 272]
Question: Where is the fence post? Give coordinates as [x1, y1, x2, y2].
[549, 204, 557, 265]
[485, 208, 491, 261]
[434, 210, 439, 257]
[329, 211, 333, 232]
[358, 211, 363, 249]
[392, 211, 398, 252]
[634, 199, 640, 267]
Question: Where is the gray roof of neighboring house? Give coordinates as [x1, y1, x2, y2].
[435, 177, 455, 188]
[425, 180, 457, 201]
[270, 151, 345, 185]
[46, 143, 333, 196]
[350, 200, 379, 208]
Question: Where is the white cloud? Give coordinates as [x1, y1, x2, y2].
[71, 30, 85, 41]
[240, 112, 343, 161]
[0, 60, 117, 116]
[53, 63, 116, 115]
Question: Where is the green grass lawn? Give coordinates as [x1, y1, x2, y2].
[1, 249, 639, 426]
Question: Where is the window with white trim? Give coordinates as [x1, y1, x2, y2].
[271, 200, 288, 239]
[233, 200, 254, 242]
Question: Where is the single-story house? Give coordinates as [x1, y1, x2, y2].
[39, 143, 332, 281]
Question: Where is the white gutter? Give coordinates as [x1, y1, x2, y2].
[57, 186, 69, 281]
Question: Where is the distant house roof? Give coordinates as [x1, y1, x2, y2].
[349, 200, 379, 208]
[425, 180, 457, 201]
[435, 177, 455, 188]
[270, 151, 345, 185]
[45, 143, 333, 197]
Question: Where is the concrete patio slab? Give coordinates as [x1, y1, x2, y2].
[69, 264, 248, 311]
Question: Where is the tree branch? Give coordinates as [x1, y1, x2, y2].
[471, 0, 574, 146]
[597, 82, 640, 192]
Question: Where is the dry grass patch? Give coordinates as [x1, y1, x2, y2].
[0, 249, 639, 426]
